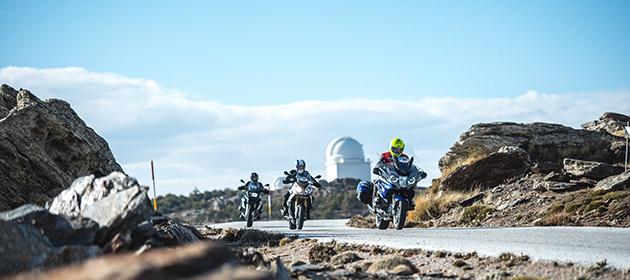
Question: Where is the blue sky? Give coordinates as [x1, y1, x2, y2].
[1, 1, 629, 194]
[2, 1, 629, 105]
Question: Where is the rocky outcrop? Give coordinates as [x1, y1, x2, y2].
[562, 158, 624, 180]
[595, 171, 630, 192]
[582, 112, 630, 137]
[439, 146, 531, 192]
[0, 84, 122, 211]
[49, 172, 150, 247]
[439, 122, 624, 176]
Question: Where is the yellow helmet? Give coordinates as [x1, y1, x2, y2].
[390, 137, 405, 157]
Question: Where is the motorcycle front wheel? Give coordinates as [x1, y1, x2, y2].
[246, 204, 253, 227]
[394, 200, 409, 230]
[296, 203, 306, 230]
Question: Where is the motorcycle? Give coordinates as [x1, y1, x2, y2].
[370, 156, 426, 230]
[239, 179, 270, 228]
[283, 171, 321, 230]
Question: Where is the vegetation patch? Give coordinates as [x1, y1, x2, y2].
[408, 191, 471, 222]
[460, 205, 495, 224]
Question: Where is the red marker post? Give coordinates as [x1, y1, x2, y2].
[151, 160, 157, 211]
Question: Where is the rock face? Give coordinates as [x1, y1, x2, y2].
[582, 112, 630, 136]
[440, 146, 531, 192]
[0, 84, 122, 211]
[562, 158, 624, 180]
[439, 122, 624, 175]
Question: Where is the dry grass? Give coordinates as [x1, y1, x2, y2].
[536, 212, 573, 226]
[440, 152, 489, 181]
[408, 191, 473, 222]
[460, 205, 495, 224]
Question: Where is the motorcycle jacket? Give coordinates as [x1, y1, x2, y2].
[238, 181, 270, 194]
[283, 169, 321, 188]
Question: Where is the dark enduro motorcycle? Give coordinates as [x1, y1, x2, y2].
[239, 179, 270, 227]
[283, 171, 321, 230]
[370, 156, 426, 230]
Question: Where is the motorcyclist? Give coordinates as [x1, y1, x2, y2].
[281, 159, 321, 219]
[374, 137, 408, 172]
[357, 137, 426, 209]
[238, 172, 269, 219]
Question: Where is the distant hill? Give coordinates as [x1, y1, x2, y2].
[157, 178, 370, 224]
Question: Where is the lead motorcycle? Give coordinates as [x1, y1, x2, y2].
[283, 171, 321, 230]
[239, 179, 270, 228]
[369, 156, 426, 230]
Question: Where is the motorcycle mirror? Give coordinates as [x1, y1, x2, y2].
[240, 179, 245, 183]
[410, 157, 414, 165]
[315, 175, 322, 179]
[264, 184, 270, 187]
[284, 171, 290, 176]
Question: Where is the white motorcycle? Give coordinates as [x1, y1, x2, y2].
[283, 171, 321, 230]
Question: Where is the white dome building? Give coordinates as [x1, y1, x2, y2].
[325, 136, 371, 181]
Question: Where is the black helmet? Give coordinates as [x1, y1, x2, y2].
[296, 159, 306, 173]
[250, 172, 259, 182]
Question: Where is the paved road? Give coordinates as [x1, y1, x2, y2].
[211, 219, 630, 268]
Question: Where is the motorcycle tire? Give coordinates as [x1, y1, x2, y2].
[375, 214, 389, 230]
[246, 204, 253, 228]
[394, 200, 409, 230]
[296, 204, 306, 230]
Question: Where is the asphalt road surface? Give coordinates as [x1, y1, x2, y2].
[211, 219, 630, 268]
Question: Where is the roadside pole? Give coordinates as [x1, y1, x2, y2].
[151, 160, 158, 211]
[625, 122, 629, 171]
[268, 192, 272, 221]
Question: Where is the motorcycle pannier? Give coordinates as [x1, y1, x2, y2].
[356, 181, 373, 204]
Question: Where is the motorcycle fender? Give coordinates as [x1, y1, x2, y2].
[393, 193, 406, 203]
[287, 194, 296, 206]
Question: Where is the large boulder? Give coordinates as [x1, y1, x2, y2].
[49, 172, 151, 247]
[0, 84, 122, 211]
[595, 171, 630, 192]
[582, 112, 630, 137]
[0, 204, 97, 246]
[562, 158, 624, 180]
[440, 146, 531, 192]
[439, 122, 624, 175]
[0, 220, 102, 278]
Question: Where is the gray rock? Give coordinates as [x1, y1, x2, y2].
[563, 158, 624, 180]
[0, 220, 101, 277]
[459, 193, 486, 207]
[366, 256, 417, 274]
[440, 146, 531, 192]
[543, 171, 569, 182]
[595, 171, 630, 192]
[0, 84, 122, 211]
[271, 258, 291, 280]
[582, 112, 630, 136]
[49, 172, 151, 247]
[330, 252, 363, 265]
[0, 204, 97, 246]
[439, 122, 624, 175]
[534, 181, 584, 192]
[153, 218, 200, 246]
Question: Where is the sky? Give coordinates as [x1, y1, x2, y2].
[1, 1, 629, 195]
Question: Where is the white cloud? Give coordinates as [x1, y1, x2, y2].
[2, 66, 629, 195]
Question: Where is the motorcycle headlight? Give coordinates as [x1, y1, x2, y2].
[389, 175, 398, 182]
[251, 193, 259, 197]
[408, 177, 416, 184]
